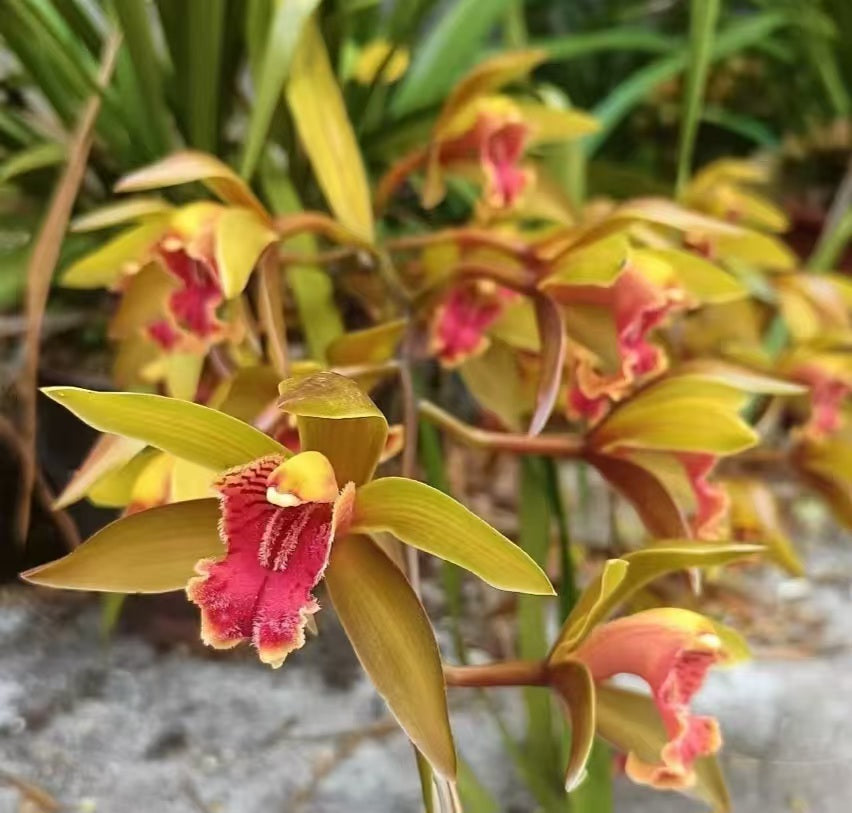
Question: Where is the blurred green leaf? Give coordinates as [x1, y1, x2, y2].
[0, 143, 66, 185]
[286, 15, 375, 241]
[260, 166, 344, 362]
[392, 0, 514, 116]
[517, 458, 561, 789]
[675, 0, 720, 195]
[113, 0, 174, 156]
[240, 0, 319, 179]
[588, 11, 794, 154]
[185, 0, 226, 152]
[533, 27, 678, 60]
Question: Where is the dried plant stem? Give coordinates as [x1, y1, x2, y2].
[444, 659, 549, 688]
[419, 400, 585, 457]
[0, 415, 79, 550]
[256, 249, 289, 377]
[387, 228, 535, 260]
[14, 32, 122, 543]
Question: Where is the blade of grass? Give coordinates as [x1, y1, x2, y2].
[675, 0, 720, 196]
[700, 105, 778, 147]
[14, 32, 122, 542]
[184, 0, 226, 152]
[587, 10, 793, 155]
[543, 458, 576, 619]
[517, 457, 561, 794]
[259, 168, 344, 362]
[532, 27, 678, 60]
[0, 143, 66, 184]
[113, 0, 173, 156]
[240, 0, 319, 180]
[391, 0, 514, 116]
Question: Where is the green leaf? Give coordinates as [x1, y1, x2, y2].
[22, 499, 221, 592]
[285, 16, 374, 242]
[595, 685, 730, 812]
[184, 0, 226, 152]
[516, 458, 561, 788]
[392, 0, 515, 116]
[113, 0, 173, 155]
[587, 11, 794, 155]
[240, 0, 319, 179]
[552, 541, 763, 656]
[278, 372, 388, 485]
[457, 758, 499, 812]
[325, 534, 457, 778]
[0, 142, 66, 184]
[533, 28, 678, 61]
[675, 0, 720, 195]
[42, 387, 285, 472]
[352, 476, 555, 595]
[550, 658, 596, 792]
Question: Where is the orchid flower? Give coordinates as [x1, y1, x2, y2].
[25, 372, 555, 780]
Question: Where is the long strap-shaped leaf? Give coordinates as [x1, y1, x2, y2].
[286, 16, 374, 242]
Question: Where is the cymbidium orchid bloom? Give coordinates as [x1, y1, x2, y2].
[567, 608, 734, 789]
[559, 268, 687, 421]
[26, 372, 554, 781]
[377, 50, 597, 213]
[582, 370, 804, 540]
[61, 153, 279, 391]
[429, 280, 517, 367]
[680, 159, 788, 233]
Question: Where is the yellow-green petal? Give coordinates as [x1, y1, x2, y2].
[325, 534, 457, 778]
[22, 499, 221, 593]
[352, 477, 555, 595]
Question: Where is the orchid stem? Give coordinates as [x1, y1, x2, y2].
[419, 400, 585, 458]
[444, 660, 549, 689]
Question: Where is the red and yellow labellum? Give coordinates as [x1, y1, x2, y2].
[571, 608, 731, 789]
[563, 269, 684, 420]
[678, 453, 729, 539]
[187, 452, 355, 668]
[790, 363, 850, 439]
[154, 243, 224, 344]
[429, 281, 516, 367]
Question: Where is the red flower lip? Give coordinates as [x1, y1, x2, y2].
[187, 452, 354, 668]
